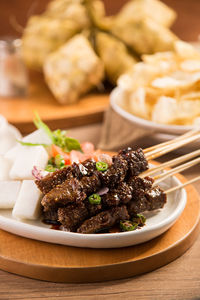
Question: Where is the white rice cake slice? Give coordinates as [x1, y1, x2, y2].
[9, 145, 48, 180]
[12, 180, 41, 220]
[22, 129, 52, 144]
[5, 129, 51, 163]
[4, 145, 21, 163]
[0, 181, 21, 208]
[0, 156, 12, 180]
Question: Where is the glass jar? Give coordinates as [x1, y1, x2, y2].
[0, 38, 28, 97]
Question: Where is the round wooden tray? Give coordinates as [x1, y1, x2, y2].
[0, 172, 199, 283]
[0, 72, 109, 135]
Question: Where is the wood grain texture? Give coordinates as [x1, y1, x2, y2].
[0, 172, 199, 284]
[0, 72, 109, 134]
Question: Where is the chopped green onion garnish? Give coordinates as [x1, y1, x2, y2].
[55, 154, 65, 168]
[88, 194, 101, 205]
[120, 220, 138, 232]
[96, 161, 108, 172]
[48, 157, 55, 165]
[17, 140, 48, 147]
[45, 165, 57, 172]
[132, 214, 146, 226]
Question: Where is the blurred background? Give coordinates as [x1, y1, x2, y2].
[0, 0, 200, 41]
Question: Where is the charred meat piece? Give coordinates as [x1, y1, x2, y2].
[58, 200, 102, 231]
[36, 159, 96, 195]
[42, 208, 60, 225]
[80, 173, 101, 195]
[41, 177, 86, 211]
[36, 166, 73, 194]
[72, 159, 97, 179]
[119, 147, 149, 176]
[86, 201, 102, 217]
[128, 176, 154, 192]
[77, 205, 130, 234]
[41, 173, 101, 212]
[99, 156, 128, 188]
[58, 203, 88, 231]
[128, 186, 167, 216]
[102, 182, 132, 207]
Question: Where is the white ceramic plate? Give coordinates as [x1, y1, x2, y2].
[0, 175, 186, 248]
[110, 88, 194, 136]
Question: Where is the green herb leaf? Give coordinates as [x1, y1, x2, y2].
[55, 154, 65, 168]
[53, 129, 82, 152]
[45, 165, 57, 172]
[17, 140, 49, 147]
[64, 137, 82, 152]
[33, 111, 54, 142]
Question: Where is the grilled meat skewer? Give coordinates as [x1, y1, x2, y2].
[77, 186, 166, 234]
[40, 148, 148, 211]
[54, 175, 166, 232]
[41, 173, 101, 211]
[77, 206, 130, 234]
[36, 159, 97, 195]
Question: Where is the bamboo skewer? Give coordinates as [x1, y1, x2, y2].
[153, 156, 200, 185]
[143, 129, 199, 154]
[141, 149, 200, 178]
[145, 132, 200, 160]
[166, 175, 200, 194]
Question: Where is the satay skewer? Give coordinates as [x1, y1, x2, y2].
[143, 129, 198, 154]
[145, 131, 200, 160]
[166, 175, 200, 194]
[141, 149, 200, 178]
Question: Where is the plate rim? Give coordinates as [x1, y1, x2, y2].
[0, 175, 187, 248]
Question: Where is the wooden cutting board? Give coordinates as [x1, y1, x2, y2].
[0, 72, 110, 134]
[0, 172, 199, 283]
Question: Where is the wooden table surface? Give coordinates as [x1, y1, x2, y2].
[0, 137, 200, 299]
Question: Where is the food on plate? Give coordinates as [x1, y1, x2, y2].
[0, 115, 168, 233]
[0, 181, 21, 209]
[22, 0, 177, 104]
[112, 41, 200, 126]
[12, 180, 42, 220]
[0, 156, 11, 180]
[0, 114, 98, 215]
[9, 145, 48, 180]
[0, 115, 21, 155]
[95, 32, 138, 84]
[43, 34, 104, 104]
[36, 146, 166, 234]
